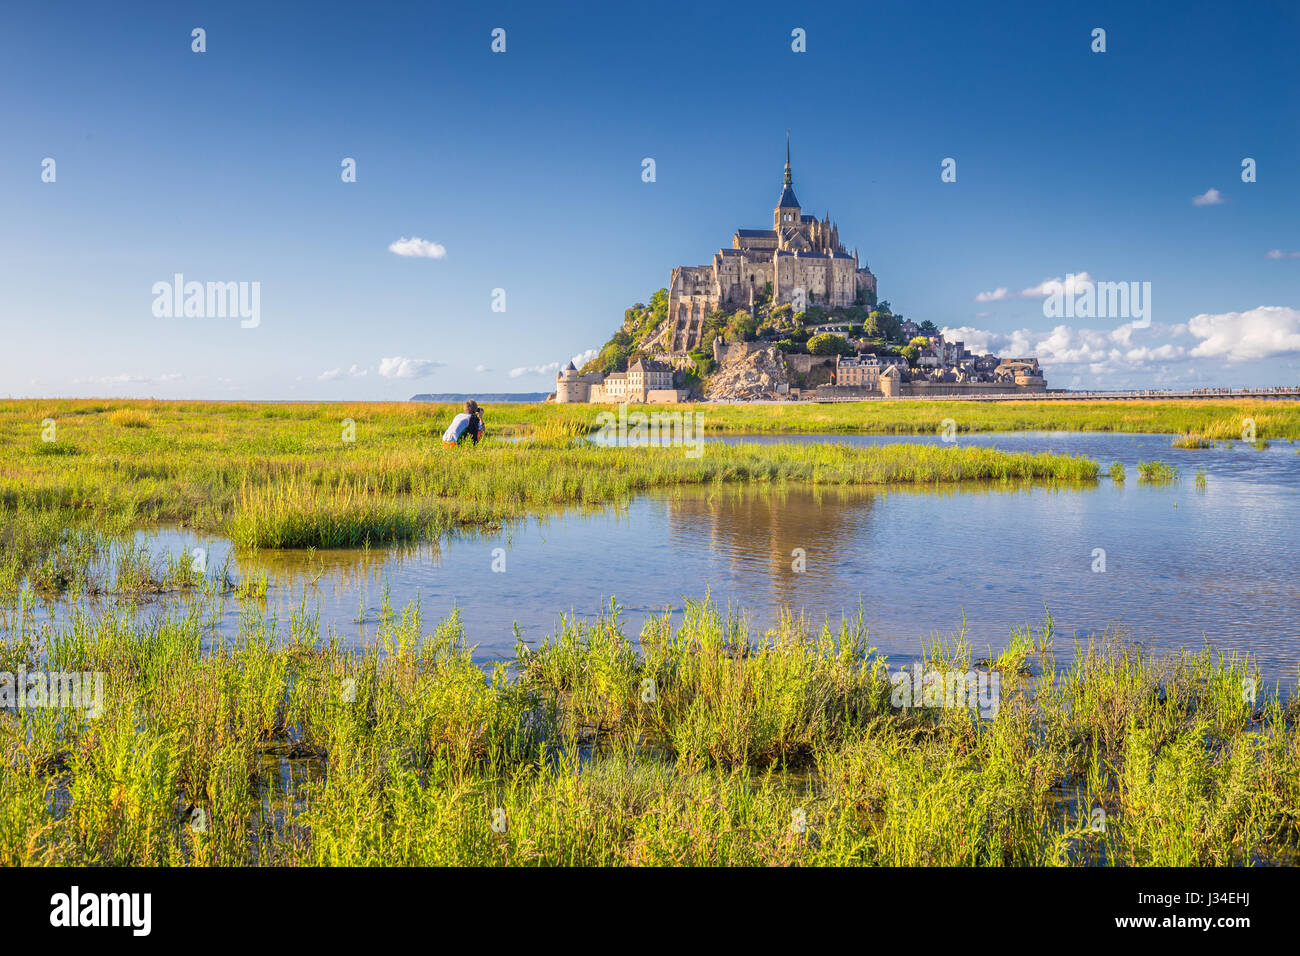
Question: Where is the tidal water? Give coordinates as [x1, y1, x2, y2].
[22, 432, 1300, 681]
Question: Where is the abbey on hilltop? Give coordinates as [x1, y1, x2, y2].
[665, 137, 878, 352]
[554, 137, 1048, 404]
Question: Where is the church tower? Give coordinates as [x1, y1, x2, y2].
[773, 134, 801, 232]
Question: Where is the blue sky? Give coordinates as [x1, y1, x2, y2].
[2, 0, 1298, 398]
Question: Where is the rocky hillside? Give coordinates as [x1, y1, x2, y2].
[579, 287, 908, 400]
[702, 346, 791, 401]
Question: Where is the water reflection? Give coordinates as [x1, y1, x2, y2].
[9, 433, 1300, 683]
[663, 484, 880, 608]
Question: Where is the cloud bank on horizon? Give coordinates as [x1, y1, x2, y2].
[318, 357, 443, 382]
[509, 348, 598, 380]
[943, 306, 1300, 386]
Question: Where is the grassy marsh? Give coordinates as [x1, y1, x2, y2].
[0, 400, 1097, 592]
[406, 397, 1300, 440]
[1, 595, 1295, 866]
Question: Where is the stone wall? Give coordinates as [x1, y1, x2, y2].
[712, 339, 764, 365]
[785, 353, 836, 376]
[814, 385, 881, 400]
[901, 381, 1044, 397]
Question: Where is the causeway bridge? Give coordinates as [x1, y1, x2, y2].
[815, 388, 1300, 403]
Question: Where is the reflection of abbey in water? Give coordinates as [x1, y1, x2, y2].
[663, 485, 877, 604]
[666, 139, 878, 353]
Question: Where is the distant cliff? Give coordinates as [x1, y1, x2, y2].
[410, 393, 549, 403]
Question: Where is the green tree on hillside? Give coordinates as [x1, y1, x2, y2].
[725, 310, 758, 343]
[649, 288, 669, 322]
[870, 309, 901, 342]
[807, 333, 854, 356]
[801, 305, 829, 326]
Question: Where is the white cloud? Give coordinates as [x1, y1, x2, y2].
[388, 237, 447, 259]
[974, 272, 1095, 303]
[474, 363, 492, 373]
[1187, 306, 1300, 363]
[938, 325, 1013, 355]
[1121, 343, 1185, 364]
[1192, 188, 1224, 206]
[509, 362, 561, 378]
[510, 349, 600, 378]
[942, 308, 1300, 380]
[1266, 249, 1300, 259]
[324, 361, 422, 381]
[72, 372, 179, 386]
[1020, 272, 1094, 298]
[378, 356, 443, 379]
[939, 321, 1189, 376]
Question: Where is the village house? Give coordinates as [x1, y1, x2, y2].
[834, 354, 907, 388]
[834, 354, 885, 388]
[627, 358, 674, 397]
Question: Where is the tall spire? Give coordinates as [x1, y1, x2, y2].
[775, 131, 800, 219]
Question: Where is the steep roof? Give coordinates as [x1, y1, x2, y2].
[633, 358, 672, 373]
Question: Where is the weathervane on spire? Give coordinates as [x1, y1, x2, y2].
[784, 130, 792, 186]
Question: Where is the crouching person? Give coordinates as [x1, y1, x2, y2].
[442, 400, 485, 447]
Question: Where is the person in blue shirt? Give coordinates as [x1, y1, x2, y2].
[442, 400, 484, 447]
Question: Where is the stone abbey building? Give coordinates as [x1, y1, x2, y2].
[666, 141, 878, 352]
